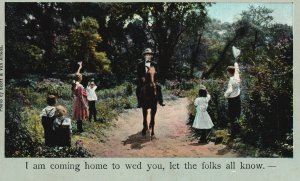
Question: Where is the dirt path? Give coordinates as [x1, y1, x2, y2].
[81, 98, 238, 157]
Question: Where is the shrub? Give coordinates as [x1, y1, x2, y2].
[20, 108, 44, 144]
[5, 79, 92, 157]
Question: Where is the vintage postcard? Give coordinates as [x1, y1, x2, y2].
[0, 0, 298, 180]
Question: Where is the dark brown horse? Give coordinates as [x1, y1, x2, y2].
[140, 66, 160, 139]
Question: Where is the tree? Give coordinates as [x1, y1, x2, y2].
[69, 17, 111, 74]
[130, 3, 210, 81]
[186, 14, 209, 78]
[201, 20, 250, 79]
[5, 2, 75, 77]
[237, 5, 274, 64]
[201, 5, 273, 79]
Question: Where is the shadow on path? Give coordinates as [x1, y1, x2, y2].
[122, 131, 154, 150]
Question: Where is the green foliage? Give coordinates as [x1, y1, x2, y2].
[213, 129, 230, 143]
[35, 79, 73, 100]
[97, 83, 134, 99]
[21, 108, 44, 144]
[165, 79, 197, 97]
[94, 52, 111, 73]
[241, 60, 292, 148]
[186, 44, 293, 157]
[69, 17, 111, 74]
[5, 84, 92, 157]
[5, 78, 138, 157]
[37, 146, 92, 158]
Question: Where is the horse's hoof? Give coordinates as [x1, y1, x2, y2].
[150, 134, 155, 141]
[142, 129, 147, 136]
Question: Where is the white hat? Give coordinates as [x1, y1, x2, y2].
[199, 85, 206, 90]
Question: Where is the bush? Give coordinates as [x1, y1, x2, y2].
[97, 82, 134, 99]
[5, 79, 138, 157]
[21, 108, 44, 144]
[186, 53, 293, 157]
[5, 87, 91, 157]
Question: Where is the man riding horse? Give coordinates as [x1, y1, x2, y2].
[136, 48, 165, 137]
[137, 48, 155, 107]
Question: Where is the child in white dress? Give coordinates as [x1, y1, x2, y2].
[192, 86, 214, 143]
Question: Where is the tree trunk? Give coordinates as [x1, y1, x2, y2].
[157, 46, 173, 82]
[201, 36, 238, 79]
[189, 33, 202, 78]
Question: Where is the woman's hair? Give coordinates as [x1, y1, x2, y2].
[56, 105, 67, 117]
[198, 89, 207, 97]
[47, 95, 57, 106]
[71, 80, 76, 96]
[227, 66, 235, 75]
[75, 73, 82, 82]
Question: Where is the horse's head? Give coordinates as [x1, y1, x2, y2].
[144, 66, 157, 95]
[145, 66, 157, 85]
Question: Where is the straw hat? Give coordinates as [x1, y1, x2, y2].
[142, 48, 154, 56]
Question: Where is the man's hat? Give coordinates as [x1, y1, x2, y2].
[142, 48, 154, 56]
[199, 85, 206, 90]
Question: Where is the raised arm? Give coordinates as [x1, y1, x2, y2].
[76, 61, 83, 74]
[234, 62, 240, 83]
[206, 93, 211, 102]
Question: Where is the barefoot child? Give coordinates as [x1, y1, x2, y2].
[40, 95, 57, 147]
[192, 86, 214, 143]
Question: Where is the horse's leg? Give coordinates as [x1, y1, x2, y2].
[142, 107, 148, 136]
[150, 105, 157, 138]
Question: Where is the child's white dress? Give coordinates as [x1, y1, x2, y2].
[192, 94, 214, 129]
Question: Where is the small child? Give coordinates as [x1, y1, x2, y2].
[40, 95, 57, 147]
[53, 105, 72, 147]
[86, 79, 98, 122]
[192, 86, 214, 144]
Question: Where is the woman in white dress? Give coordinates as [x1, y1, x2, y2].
[192, 86, 214, 143]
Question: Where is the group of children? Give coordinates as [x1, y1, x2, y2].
[40, 62, 98, 147]
[40, 95, 72, 147]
